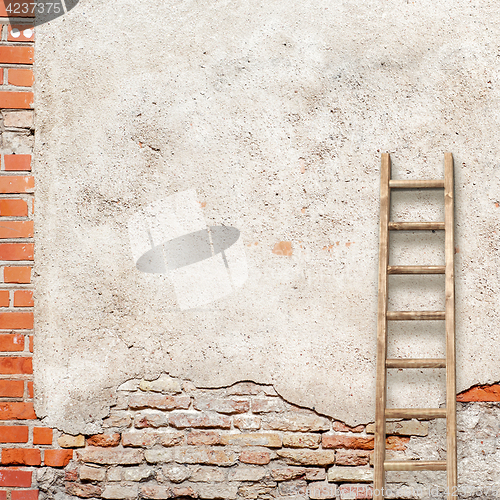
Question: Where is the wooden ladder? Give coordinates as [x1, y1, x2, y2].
[374, 153, 457, 499]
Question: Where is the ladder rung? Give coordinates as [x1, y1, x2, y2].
[388, 222, 445, 231]
[386, 358, 446, 369]
[384, 460, 447, 471]
[389, 179, 445, 189]
[387, 265, 445, 275]
[385, 408, 447, 419]
[387, 311, 445, 320]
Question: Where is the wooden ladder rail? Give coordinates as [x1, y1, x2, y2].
[373, 153, 457, 499]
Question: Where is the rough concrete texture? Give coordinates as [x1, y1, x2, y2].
[34, 0, 500, 432]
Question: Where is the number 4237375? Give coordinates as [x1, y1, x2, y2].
[6, 2, 62, 14]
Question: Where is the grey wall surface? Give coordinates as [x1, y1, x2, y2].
[34, 0, 500, 433]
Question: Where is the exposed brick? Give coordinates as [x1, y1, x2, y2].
[228, 465, 268, 481]
[7, 68, 34, 87]
[194, 484, 238, 499]
[0, 244, 34, 261]
[339, 484, 373, 499]
[335, 450, 371, 466]
[65, 468, 79, 481]
[0, 492, 5, 500]
[76, 447, 143, 465]
[33, 427, 53, 445]
[172, 486, 198, 498]
[365, 419, 428, 436]
[189, 465, 225, 482]
[27, 380, 33, 397]
[4, 267, 31, 283]
[169, 412, 231, 429]
[7, 25, 35, 42]
[327, 466, 373, 483]
[227, 381, 276, 396]
[0, 468, 32, 487]
[13, 290, 33, 307]
[271, 467, 306, 481]
[66, 482, 103, 498]
[0, 426, 28, 443]
[277, 449, 336, 466]
[322, 435, 374, 450]
[332, 421, 364, 433]
[0, 176, 34, 194]
[134, 410, 169, 428]
[0, 334, 24, 351]
[386, 435, 409, 451]
[457, 384, 500, 402]
[1, 448, 41, 465]
[239, 449, 270, 465]
[129, 394, 190, 410]
[140, 485, 172, 499]
[122, 430, 183, 447]
[309, 483, 338, 499]
[262, 413, 330, 432]
[307, 468, 327, 481]
[44, 449, 73, 467]
[29, 336, 33, 352]
[163, 464, 192, 483]
[103, 411, 132, 428]
[79, 465, 106, 482]
[0, 47, 34, 64]
[177, 446, 237, 466]
[0, 291, 9, 307]
[278, 479, 307, 496]
[3, 111, 33, 129]
[0, 312, 33, 329]
[220, 432, 281, 448]
[282, 432, 321, 449]
[87, 433, 121, 447]
[194, 397, 249, 414]
[0, 357, 32, 374]
[11, 491, 38, 500]
[139, 374, 181, 393]
[102, 484, 138, 499]
[58, 434, 85, 448]
[233, 415, 261, 430]
[0, 92, 33, 109]
[4, 155, 31, 172]
[0, 200, 28, 217]
[0, 402, 36, 419]
[0, 380, 24, 397]
[186, 430, 220, 445]
[251, 397, 286, 413]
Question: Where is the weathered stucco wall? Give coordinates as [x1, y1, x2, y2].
[34, 0, 500, 432]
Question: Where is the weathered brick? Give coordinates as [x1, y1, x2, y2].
[172, 486, 198, 498]
[276, 450, 336, 466]
[271, 467, 306, 481]
[144, 448, 174, 463]
[58, 434, 85, 448]
[86, 433, 121, 447]
[365, 419, 429, 437]
[228, 465, 268, 481]
[122, 466, 154, 481]
[0, 356, 32, 374]
[309, 482, 338, 499]
[79, 465, 106, 482]
[335, 450, 371, 466]
[0, 334, 24, 351]
[122, 429, 183, 447]
[194, 397, 249, 414]
[102, 484, 138, 499]
[134, 410, 169, 428]
[140, 485, 172, 499]
[163, 464, 191, 483]
[187, 430, 220, 445]
[1, 448, 41, 465]
[139, 374, 182, 393]
[322, 435, 374, 450]
[238, 483, 277, 498]
[332, 421, 364, 433]
[0, 402, 36, 420]
[3, 111, 33, 129]
[129, 394, 191, 410]
[195, 484, 238, 499]
[457, 384, 500, 402]
[327, 466, 373, 483]
[306, 468, 327, 481]
[76, 447, 143, 465]
[0, 426, 28, 443]
[66, 482, 103, 498]
[339, 484, 373, 499]
[103, 411, 132, 428]
[263, 414, 330, 432]
[0, 176, 34, 194]
[234, 415, 261, 430]
[189, 465, 225, 482]
[44, 449, 74, 467]
[0, 468, 32, 487]
[0, 380, 24, 397]
[228, 381, 276, 396]
[279, 479, 307, 496]
[251, 398, 286, 413]
[175, 446, 237, 466]
[386, 435, 409, 451]
[169, 412, 231, 429]
[220, 432, 281, 448]
[239, 449, 270, 465]
[107, 468, 122, 481]
[282, 432, 321, 449]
